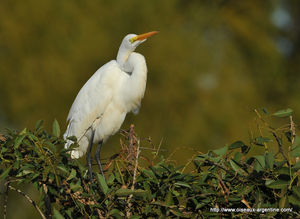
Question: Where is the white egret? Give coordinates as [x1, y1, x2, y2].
[64, 31, 158, 179]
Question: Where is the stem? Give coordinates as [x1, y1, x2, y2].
[126, 139, 141, 217]
[272, 132, 290, 166]
[8, 185, 46, 219]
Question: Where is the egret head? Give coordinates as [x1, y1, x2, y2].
[121, 31, 158, 51]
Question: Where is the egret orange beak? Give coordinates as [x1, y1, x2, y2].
[130, 31, 158, 43]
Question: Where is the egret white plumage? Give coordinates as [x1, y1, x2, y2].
[64, 31, 158, 179]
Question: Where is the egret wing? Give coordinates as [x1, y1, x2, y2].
[65, 60, 122, 142]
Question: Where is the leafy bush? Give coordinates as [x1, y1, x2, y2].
[1, 109, 300, 218]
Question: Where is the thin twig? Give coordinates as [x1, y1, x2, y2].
[126, 139, 141, 218]
[272, 131, 290, 166]
[153, 138, 163, 159]
[8, 185, 46, 219]
[290, 116, 299, 163]
[3, 182, 9, 219]
[128, 124, 136, 162]
[290, 115, 296, 144]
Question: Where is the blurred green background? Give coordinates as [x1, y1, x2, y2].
[0, 0, 300, 217]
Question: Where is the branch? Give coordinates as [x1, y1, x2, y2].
[126, 138, 141, 217]
[272, 131, 290, 166]
[8, 185, 46, 219]
[3, 182, 9, 219]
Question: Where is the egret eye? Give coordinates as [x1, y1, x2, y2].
[129, 36, 137, 43]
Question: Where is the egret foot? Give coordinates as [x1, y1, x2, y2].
[95, 140, 105, 178]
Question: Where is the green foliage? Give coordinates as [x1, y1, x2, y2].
[1, 110, 300, 218]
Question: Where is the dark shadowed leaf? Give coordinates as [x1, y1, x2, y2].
[288, 195, 300, 206]
[229, 141, 245, 150]
[265, 180, 289, 189]
[292, 186, 300, 199]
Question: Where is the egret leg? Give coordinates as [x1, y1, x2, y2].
[86, 131, 95, 181]
[95, 140, 104, 177]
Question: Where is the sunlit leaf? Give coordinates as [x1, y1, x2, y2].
[66, 169, 76, 181]
[53, 207, 64, 219]
[272, 108, 293, 118]
[174, 181, 191, 189]
[97, 173, 109, 195]
[212, 145, 228, 156]
[52, 119, 60, 137]
[265, 152, 274, 170]
[290, 136, 300, 157]
[254, 137, 271, 146]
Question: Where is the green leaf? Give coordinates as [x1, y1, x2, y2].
[229, 141, 245, 150]
[272, 108, 293, 118]
[0, 167, 11, 179]
[254, 137, 271, 146]
[290, 136, 300, 157]
[97, 173, 109, 195]
[70, 182, 82, 192]
[35, 120, 43, 130]
[52, 119, 60, 137]
[265, 152, 274, 170]
[229, 159, 247, 176]
[53, 207, 64, 219]
[292, 186, 300, 199]
[279, 195, 288, 208]
[277, 167, 290, 176]
[233, 152, 242, 163]
[19, 128, 27, 135]
[265, 180, 289, 189]
[288, 195, 300, 206]
[115, 188, 147, 197]
[66, 169, 76, 181]
[165, 190, 174, 206]
[174, 181, 191, 189]
[57, 165, 69, 174]
[292, 162, 300, 170]
[14, 134, 26, 149]
[109, 209, 124, 217]
[129, 216, 141, 219]
[212, 145, 228, 156]
[254, 155, 265, 169]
